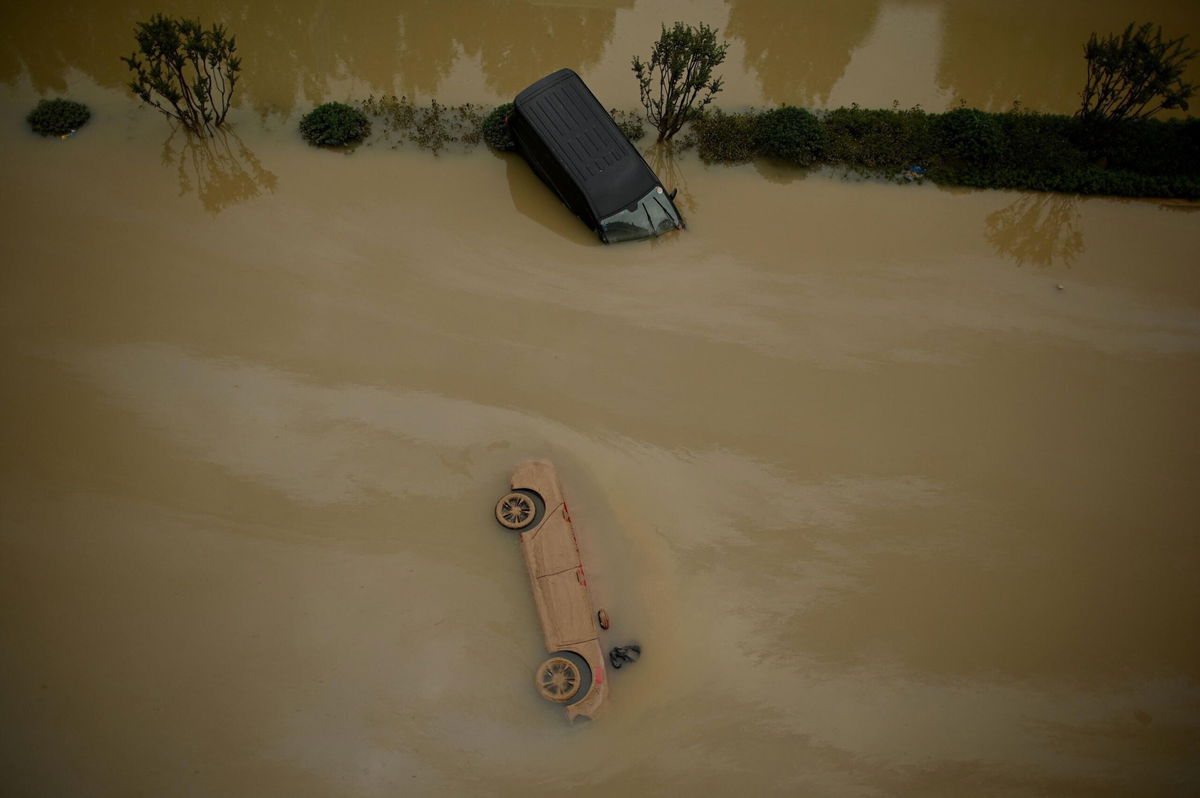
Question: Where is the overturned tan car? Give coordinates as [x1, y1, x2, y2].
[495, 461, 608, 721]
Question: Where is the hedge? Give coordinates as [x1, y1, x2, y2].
[688, 105, 1200, 199]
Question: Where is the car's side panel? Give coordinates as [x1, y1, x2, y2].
[509, 112, 583, 220]
[536, 568, 597, 648]
[519, 505, 598, 653]
[520, 507, 580, 577]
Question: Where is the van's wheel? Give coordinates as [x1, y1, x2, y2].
[495, 490, 542, 530]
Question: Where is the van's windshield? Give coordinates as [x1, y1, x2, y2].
[599, 188, 682, 243]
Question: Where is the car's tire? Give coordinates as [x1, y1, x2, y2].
[534, 651, 592, 705]
[495, 489, 543, 531]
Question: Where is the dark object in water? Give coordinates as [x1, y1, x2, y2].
[609, 644, 641, 669]
[508, 69, 684, 244]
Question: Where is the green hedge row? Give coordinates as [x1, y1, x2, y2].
[689, 105, 1200, 199]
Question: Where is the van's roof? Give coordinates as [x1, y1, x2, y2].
[513, 69, 657, 220]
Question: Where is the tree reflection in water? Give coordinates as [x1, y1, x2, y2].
[644, 143, 695, 216]
[160, 126, 278, 214]
[725, 0, 880, 107]
[0, 0, 626, 115]
[984, 192, 1083, 268]
[936, 1, 1200, 113]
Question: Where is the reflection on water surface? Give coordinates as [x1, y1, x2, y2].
[4, 0, 1198, 113]
[0, 0, 627, 113]
[727, 0, 880, 107]
[986, 193, 1084, 268]
[161, 126, 278, 213]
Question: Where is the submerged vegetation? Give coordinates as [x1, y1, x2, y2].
[357, 95, 483, 155]
[347, 96, 645, 155]
[26, 98, 91, 136]
[686, 102, 1200, 199]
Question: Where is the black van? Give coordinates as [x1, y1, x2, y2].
[508, 69, 684, 244]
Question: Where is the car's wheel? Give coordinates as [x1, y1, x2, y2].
[535, 651, 592, 704]
[495, 489, 542, 530]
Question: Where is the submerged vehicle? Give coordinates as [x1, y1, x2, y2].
[494, 461, 608, 721]
[508, 68, 684, 244]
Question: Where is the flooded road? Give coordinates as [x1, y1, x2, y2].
[3, 2, 1200, 796]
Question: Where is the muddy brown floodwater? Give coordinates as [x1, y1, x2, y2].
[2, 1, 1199, 796]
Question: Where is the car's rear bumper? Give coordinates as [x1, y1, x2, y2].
[560, 639, 609, 722]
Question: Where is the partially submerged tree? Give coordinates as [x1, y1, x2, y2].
[122, 14, 241, 136]
[1077, 22, 1197, 122]
[632, 22, 728, 141]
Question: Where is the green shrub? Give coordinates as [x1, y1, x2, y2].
[927, 110, 1200, 197]
[688, 108, 758, 162]
[823, 104, 934, 170]
[755, 106, 825, 166]
[299, 102, 371, 147]
[992, 111, 1087, 175]
[683, 101, 1199, 198]
[27, 98, 91, 136]
[481, 102, 515, 151]
[936, 107, 1002, 166]
[1084, 117, 1200, 177]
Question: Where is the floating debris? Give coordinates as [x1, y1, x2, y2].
[609, 644, 641, 669]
